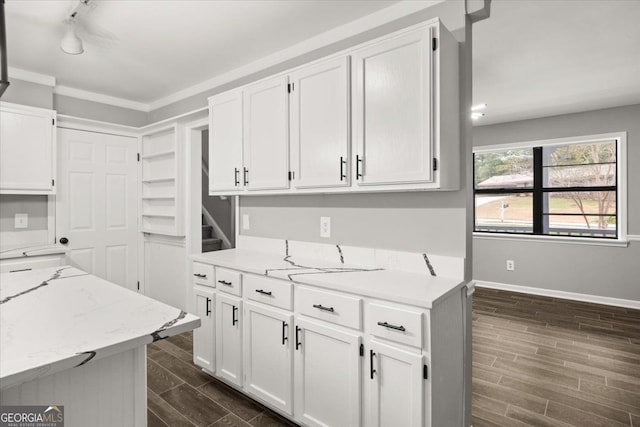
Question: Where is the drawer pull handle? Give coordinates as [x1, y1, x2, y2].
[370, 349, 376, 379]
[282, 321, 288, 345]
[232, 305, 238, 326]
[255, 289, 272, 296]
[206, 297, 211, 316]
[313, 304, 334, 313]
[377, 321, 406, 332]
[194, 273, 207, 278]
[295, 326, 302, 350]
[218, 280, 232, 286]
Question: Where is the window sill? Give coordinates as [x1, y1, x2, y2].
[472, 232, 629, 247]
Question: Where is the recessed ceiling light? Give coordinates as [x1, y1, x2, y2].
[471, 103, 487, 111]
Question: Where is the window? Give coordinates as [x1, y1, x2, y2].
[474, 134, 624, 240]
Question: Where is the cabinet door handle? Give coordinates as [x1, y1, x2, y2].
[370, 349, 377, 379]
[356, 155, 363, 180]
[340, 156, 347, 181]
[234, 168, 240, 186]
[193, 273, 207, 278]
[377, 321, 406, 332]
[243, 167, 249, 186]
[295, 326, 302, 350]
[255, 289, 272, 296]
[206, 297, 211, 316]
[282, 321, 288, 345]
[313, 304, 334, 313]
[218, 280, 232, 286]
[232, 305, 238, 326]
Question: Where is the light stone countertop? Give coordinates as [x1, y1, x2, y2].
[0, 244, 68, 260]
[190, 249, 466, 309]
[0, 266, 200, 390]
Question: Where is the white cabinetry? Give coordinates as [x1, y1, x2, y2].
[366, 338, 425, 427]
[139, 125, 184, 236]
[243, 76, 290, 191]
[193, 285, 215, 373]
[294, 317, 362, 427]
[243, 300, 294, 415]
[0, 102, 56, 194]
[290, 56, 350, 189]
[215, 293, 243, 387]
[209, 90, 244, 192]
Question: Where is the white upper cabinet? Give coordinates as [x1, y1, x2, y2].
[243, 75, 290, 191]
[209, 90, 243, 192]
[0, 102, 56, 194]
[290, 56, 350, 189]
[352, 28, 433, 186]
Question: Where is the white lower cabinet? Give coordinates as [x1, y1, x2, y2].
[243, 301, 294, 415]
[193, 285, 215, 373]
[215, 293, 242, 387]
[366, 338, 425, 427]
[294, 317, 362, 427]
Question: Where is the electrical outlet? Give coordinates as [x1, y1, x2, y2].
[506, 260, 515, 271]
[14, 213, 28, 229]
[242, 214, 250, 230]
[320, 216, 331, 238]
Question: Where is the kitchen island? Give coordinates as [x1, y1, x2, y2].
[0, 265, 200, 427]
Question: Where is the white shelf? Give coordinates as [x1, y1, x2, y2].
[141, 150, 175, 160]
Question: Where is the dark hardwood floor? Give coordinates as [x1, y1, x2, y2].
[146, 332, 298, 427]
[147, 288, 639, 427]
[472, 287, 640, 427]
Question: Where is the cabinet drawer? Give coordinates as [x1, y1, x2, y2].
[245, 274, 292, 310]
[368, 302, 423, 348]
[192, 262, 214, 287]
[296, 286, 362, 330]
[216, 267, 242, 296]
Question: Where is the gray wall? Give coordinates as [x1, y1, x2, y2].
[473, 103, 640, 301]
[0, 195, 48, 232]
[54, 94, 148, 127]
[1, 79, 53, 109]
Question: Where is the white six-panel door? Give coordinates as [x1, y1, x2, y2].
[56, 128, 138, 290]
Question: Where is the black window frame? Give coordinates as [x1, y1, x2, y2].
[473, 139, 619, 240]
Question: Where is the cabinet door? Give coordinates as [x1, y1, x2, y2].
[215, 293, 242, 387]
[294, 317, 361, 427]
[367, 339, 424, 427]
[0, 104, 56, 194]
[209, 90, 243, 192]
[243, 75, 290, 191]
[243, 301, 293, 415]
[352, 28, 433, 185]
[290, 56, 350, 189]
[193, 286, 215, 372]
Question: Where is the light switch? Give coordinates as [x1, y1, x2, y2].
[242, 214, 250, 230]
[15, 213, 28, 229]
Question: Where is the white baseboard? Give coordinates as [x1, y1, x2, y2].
[474, 280, 640, 310]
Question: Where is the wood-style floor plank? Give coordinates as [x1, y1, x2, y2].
[473, 287, 640, 427]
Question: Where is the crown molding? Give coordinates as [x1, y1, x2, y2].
[8, 67, 56, 87]
[147, 0, 446, 110]
[53, 85, 150, 112]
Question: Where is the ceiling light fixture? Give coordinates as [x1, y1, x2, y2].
[470, 103, 487, 120]
[471, 103, 487, 111]
[60, 20, 83, 55]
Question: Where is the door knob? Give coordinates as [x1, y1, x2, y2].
[59, 237, 69, 244]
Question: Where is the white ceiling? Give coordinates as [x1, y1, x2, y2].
[473, 0, 640, 125]
[5, 0, 399, 105]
